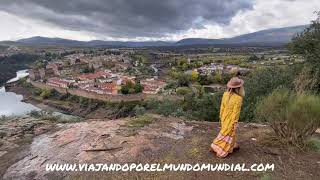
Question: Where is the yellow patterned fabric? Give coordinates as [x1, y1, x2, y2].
[211, 92, 243, 158]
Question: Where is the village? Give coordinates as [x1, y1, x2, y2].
[28, 51, 167, 96]
[23, 45, 262, 101]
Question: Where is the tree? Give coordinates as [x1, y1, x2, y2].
[134, 83, 144, 93]
[289, 12, 320, 66]
[289, 12, 320, 93]
[120, 85, 129, 94]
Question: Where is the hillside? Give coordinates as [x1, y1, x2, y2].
[1, 114, 319, 179]
[12, 25, 308, 47]
[16, 37, 173, 47]
[176, 25, 307, 46]
[0, 54, 39, 86]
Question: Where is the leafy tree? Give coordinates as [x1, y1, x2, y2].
[289, 13, 320, 66]
[289, 12, 320, 93]
[134, 83, 144, 93]
[241, 66, 298, 121]
[120, 85, 129, 94]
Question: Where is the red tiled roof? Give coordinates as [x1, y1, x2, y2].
[101, 83, 117, 90]
[47, 77, 69, 86]
[140, 80, 166, 87]
[78, 71, 108, 80]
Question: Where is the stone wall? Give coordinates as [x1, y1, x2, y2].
[29, 80, 169, 102]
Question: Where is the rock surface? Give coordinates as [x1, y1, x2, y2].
[1, 115, 320, 180]
[3, 115, 194, 179]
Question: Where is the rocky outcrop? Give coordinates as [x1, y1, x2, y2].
[3, 115, 194, 179]
[1, 115, 320, 180]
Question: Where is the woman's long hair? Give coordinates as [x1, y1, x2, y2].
[227, 86, 245, 97]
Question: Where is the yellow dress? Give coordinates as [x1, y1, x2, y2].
[211, 91, 243, 158]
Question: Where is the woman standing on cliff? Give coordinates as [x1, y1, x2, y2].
[210, 77, 245, 158]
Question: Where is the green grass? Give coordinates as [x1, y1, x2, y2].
[260, 173, 272, 180]
[306, 137, 320, 152]
[126, 115, 153, 128]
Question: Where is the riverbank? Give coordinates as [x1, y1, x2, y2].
[5, 82, 111, 119]
[5, 80, 147, 119]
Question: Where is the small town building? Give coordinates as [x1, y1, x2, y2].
[140, 79, 167, 94]
[39, 68, 55, 79]
[29, 69, 41, 81]
[47, 77, 71, 88]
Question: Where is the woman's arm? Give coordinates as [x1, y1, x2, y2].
[231, 97, 243, 124]
[219, 93, 226, 120]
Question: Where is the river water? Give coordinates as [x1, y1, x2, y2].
[0, 70, 40, 116]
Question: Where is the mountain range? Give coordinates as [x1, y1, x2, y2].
[4, 25, 308, 47]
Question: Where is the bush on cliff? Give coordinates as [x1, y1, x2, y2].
[39, 89, 59, 100]
[156, 99, 178, 117]
[255, 89, 320, 147]
[241, 66, 298, 121]
[182, 92, 222, 121]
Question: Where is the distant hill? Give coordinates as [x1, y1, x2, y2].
[17, 36, 87, 46]
[176, 25, 307, 46]
[16, 36, 173, 47]
[12, 25, 308, 47]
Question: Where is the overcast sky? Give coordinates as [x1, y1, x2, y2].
[0, 0, 319, 41]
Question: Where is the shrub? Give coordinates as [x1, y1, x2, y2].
[306, 137, 320, 152]
[176, 87, 193, 96]
[177, 73, 191, 87]
[79, 97, 89, 106]
[39, 89, 58, 99]
[255, 89, 320, 146]
[29, 110, 41, 118]
[127, 115, 153, 128]
[110, 101, 142, 119]
[40, 89, 52, 99]
[145, 98, 160, 110]
[133, 105, 146, 116]
[156, 99, 178, 117]
[32, 88, 42, 96]
[183, 92, 222, 121]
[164, 81, 178, 90]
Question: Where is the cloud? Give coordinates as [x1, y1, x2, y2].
[0, 0, 319, 41]
[163, 0, 320, 40]
[0, 0, 252, 39]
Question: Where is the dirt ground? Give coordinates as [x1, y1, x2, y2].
[1, 114, 319, 180]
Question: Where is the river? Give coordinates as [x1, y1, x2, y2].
[0, 70, 40, 116]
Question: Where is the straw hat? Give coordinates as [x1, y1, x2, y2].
[227, 77, 244, 88]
